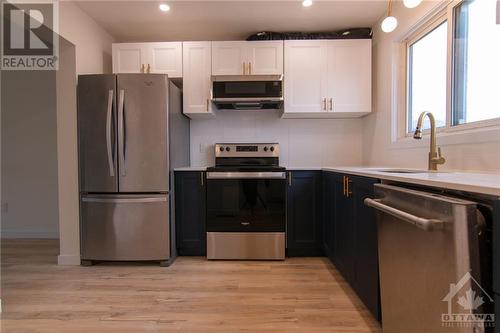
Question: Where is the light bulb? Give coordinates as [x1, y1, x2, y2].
[381, 16, 398, 33]
[403, 0, 422, 8]
[302, 0, 313, 7]
[159, 3, 170, 12]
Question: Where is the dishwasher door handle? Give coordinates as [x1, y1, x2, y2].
[364, 198, 443, 232]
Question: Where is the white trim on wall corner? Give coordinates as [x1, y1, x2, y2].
[57, 254, 81, 266]
[1, 230, 60, 239]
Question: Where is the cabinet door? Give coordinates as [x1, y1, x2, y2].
[333, 173, 355, 283]
[284, 41, 328, 113]
[112, 43, 148, 73]
[212, 41, 246, 75]
[327, 40, 371, 113]
[175, 172, 206, 256]
[286, 171, 323, 256]
[322, 172, 336, 261]
[246, 41, 283, 75]
[182, 42, 212, 116]
[147, 42, 183, 77]
[351, 175, 380, 321]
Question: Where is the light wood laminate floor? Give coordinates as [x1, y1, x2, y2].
[1, 239, 381, 333]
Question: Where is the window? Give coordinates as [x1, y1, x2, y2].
[407, 20, 448, 132]
[453, 0, 500, 125]
[404, 0, 500, 135]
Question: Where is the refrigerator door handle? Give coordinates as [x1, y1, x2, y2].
[118, 89, 126, 176]
[82, 196, 167, 204]
[106, 89, 115, 177]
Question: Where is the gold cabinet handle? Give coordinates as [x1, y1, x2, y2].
[288, 172, 292, 187]
[343, 176, 346, 196]
[323, 98, 327, 111]
[140, 64, 145, 73]
[346, 177, 353, 198]
[200, 172, 204, 186]
[206, 98, 209, 112]
[329, 98, 333, 111]
[146, 64, 151, 74]
[248, 62, 252, 75]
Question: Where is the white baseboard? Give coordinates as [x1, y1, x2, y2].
[1, 230, 59, 239]
[57, 254, 81, 266]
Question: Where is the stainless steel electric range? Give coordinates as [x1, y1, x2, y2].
[206, 143, 286, 260]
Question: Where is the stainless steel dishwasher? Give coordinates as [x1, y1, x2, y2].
[365, 184, 492, 333]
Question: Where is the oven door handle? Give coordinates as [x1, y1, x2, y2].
[206, 172, 287, 180]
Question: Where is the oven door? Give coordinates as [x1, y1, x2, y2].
[206, 172, 286, 232]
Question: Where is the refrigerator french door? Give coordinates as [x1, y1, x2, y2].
[78, 74, 170, 264]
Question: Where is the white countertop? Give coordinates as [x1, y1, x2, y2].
[322, 167, 500, 197]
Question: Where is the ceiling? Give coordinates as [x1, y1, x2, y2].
[75, 0, 387, 42]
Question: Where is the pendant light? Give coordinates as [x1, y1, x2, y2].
[381, 0, 398, 33]
[403, 0, 422, 9]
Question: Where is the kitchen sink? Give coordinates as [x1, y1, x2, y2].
[372, 168, 434, 174]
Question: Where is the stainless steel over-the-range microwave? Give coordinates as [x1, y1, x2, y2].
[211, 74, 283, 110]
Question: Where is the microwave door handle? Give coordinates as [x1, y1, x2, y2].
[233, 102, 263, 110]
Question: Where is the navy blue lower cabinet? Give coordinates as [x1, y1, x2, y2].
[322, 172, 336, 261]
[496, 294, 499, 333]
[351, 175, 381, 321]
[493, 200, 500, 333]
[174, 171, 207, 256]
[324, 171, 381, 322]
[286, 171, 323, 256]
[333, 173, 356, 283]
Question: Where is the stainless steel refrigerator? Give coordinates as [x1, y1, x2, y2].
[77, 74, 189, 266]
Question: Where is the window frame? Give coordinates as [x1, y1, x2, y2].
[399, 0, 500, 139]
[404, 11, 449, 134]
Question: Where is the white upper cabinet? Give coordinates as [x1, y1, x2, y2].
[283, 39, 372, 118]
[284, 41, 327, 113]
[211, 41, 247, 75]
[246, 41, 284, 75]
[112, 43, 148, 74]
[147, 42, 183, 77]
[112, 42, 182, 77]
[182, 42, 214, 118]
[212, 41, 283, 75]
[326, 40, 371, 114]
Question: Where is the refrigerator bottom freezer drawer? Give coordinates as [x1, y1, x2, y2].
[81, 194, 169, 261]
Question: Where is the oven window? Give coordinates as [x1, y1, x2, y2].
[212, 81, 282, 98]
[206, 179, 286, 232]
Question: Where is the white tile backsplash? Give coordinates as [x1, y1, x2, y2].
[189, 111, 364, 167]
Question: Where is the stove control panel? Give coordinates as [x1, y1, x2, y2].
[215, 143, 279, 158]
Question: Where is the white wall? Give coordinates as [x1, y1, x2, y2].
[59, 2, 116, 74]
[363, 1, 500, 172]
[190, 111, 364, 168]
[1, 71, 59, 238]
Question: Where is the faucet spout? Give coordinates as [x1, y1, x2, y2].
[413, 112, 445, 171]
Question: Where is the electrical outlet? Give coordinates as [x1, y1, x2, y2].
[1, 202, 8, 214]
